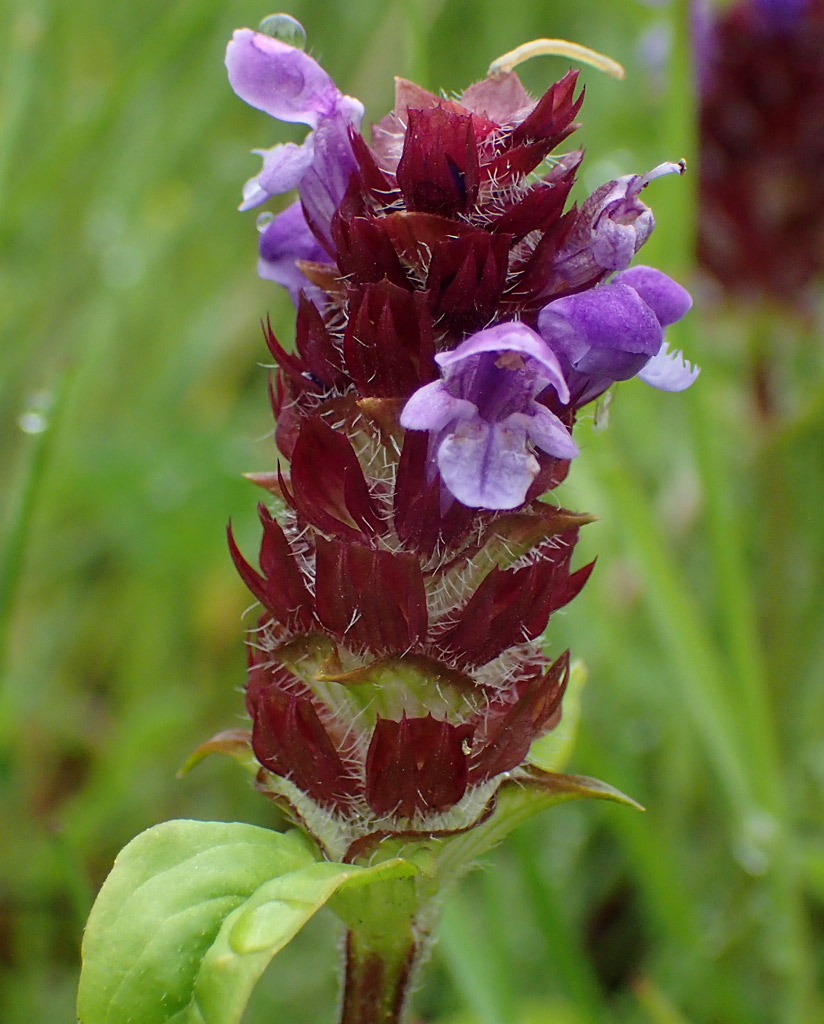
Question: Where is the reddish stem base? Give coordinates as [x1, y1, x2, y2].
[338, 930, 418, 1024]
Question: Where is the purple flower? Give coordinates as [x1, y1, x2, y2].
[225, 28, 364, 248]
[257, 200, 332, 306]
[400, 322, 578, 510]
[547, 162, 685, 293]
[537, 265, 697, 406]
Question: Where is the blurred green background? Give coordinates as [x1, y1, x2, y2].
[2, 0, 823, 1021]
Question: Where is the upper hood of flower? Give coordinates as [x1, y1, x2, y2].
[537, 265, 696, 405]
[226, 28, 349, 126]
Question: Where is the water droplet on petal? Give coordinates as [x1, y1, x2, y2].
[257, 13, 307, 50]
[256, 211, 276, 233]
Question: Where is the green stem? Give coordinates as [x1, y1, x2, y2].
[333, 866, 439, 1024]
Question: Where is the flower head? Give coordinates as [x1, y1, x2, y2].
[222, 21, 692, 854]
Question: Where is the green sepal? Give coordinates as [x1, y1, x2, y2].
[316, 653, 476, 722]
[77, 819, 417, 1024]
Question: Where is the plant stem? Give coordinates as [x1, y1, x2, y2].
[339, 927, 419, 1024]
[333, 867, 439, 1024]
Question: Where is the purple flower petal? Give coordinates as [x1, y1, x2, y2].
[515, 407, 579, 460]
[589, 179, 655, 270]
[257, 201, 331, 305]
[611, 265, 693, 326]
[437, 416, 540, 510]
[297, 108, 363, 246]
[401, 321, 577, 510]
[636, 343, 700, 391]
[226, 28, 340, 127]
[537, 268, 697, 405]
[538, 266, 697, 405]
[240, 140, 316, 211]
[548, 161, 685, 292]
[399, 381, 476, 432]
[227, 28, 364, 255]
[538, 282, 663, 379]
[436, 321, 570, 404]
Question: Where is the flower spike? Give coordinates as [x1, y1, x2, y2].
[222, 16, 694, 845]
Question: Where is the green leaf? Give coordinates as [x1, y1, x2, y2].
[77, 819, 415, 1024]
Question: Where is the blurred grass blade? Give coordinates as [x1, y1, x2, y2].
[0, 0, 48, 214]
[438, 885, 517, 1024]
[684, 331, 780, 811]
[0, 370, 69, 687]
[579, 434, 754, 818]
[510, 829, 605, 1024]
[633, 976, 694, 1024]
